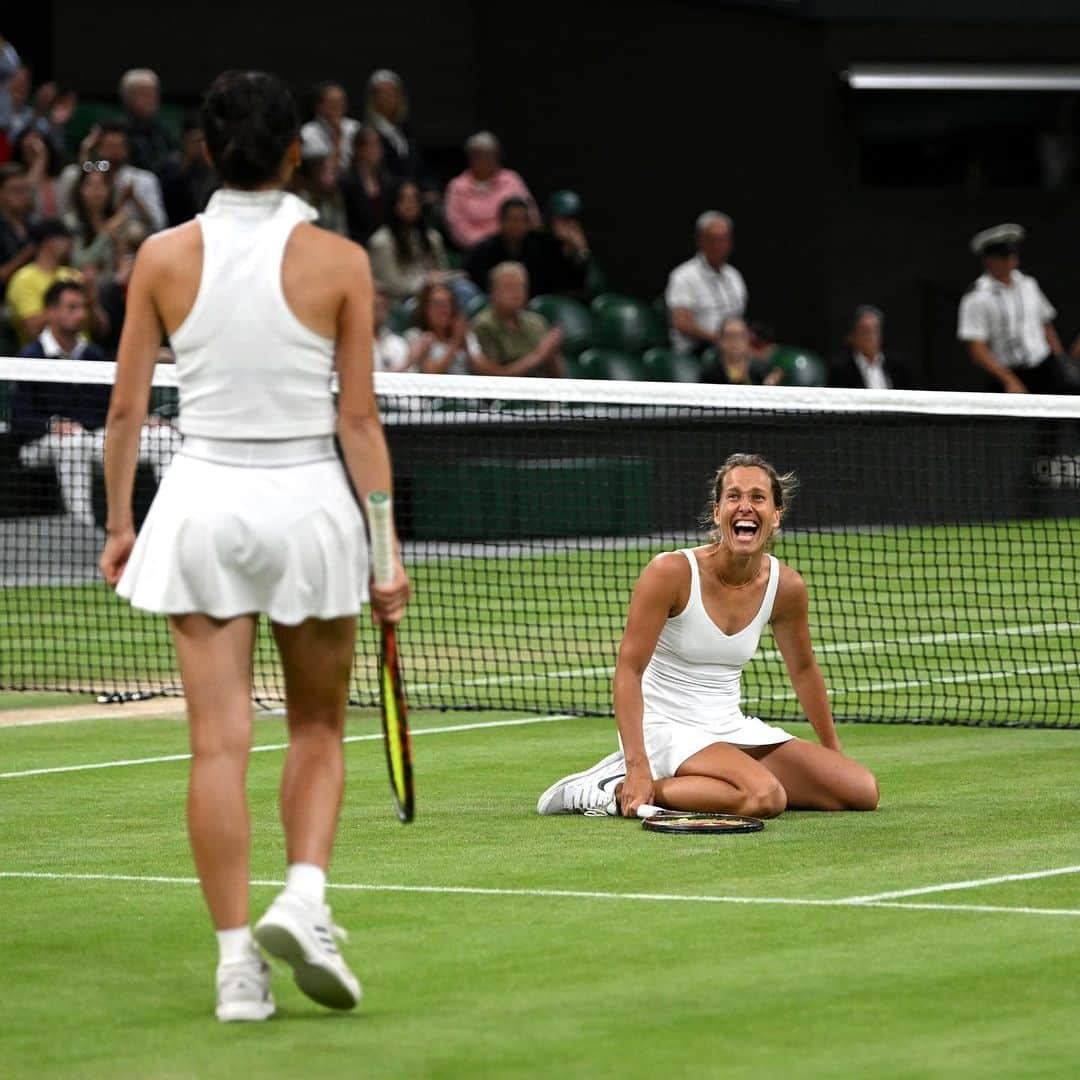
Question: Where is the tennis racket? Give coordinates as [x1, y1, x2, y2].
[635, 805, 763, 834]
[366, 491, 414, 823]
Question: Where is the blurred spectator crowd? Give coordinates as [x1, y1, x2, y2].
[2, 36, 1079, 396]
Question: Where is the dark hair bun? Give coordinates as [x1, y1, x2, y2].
[202, 70, 298, 188]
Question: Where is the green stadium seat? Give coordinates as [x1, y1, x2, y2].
[771, 346, 828, 387]
[639, 347, 701, 383]
[590, 293, 667, 354]
[463, 293, 488, 318]
[527, 295, 593, 356]
[387, 299, 417, 334]
[575, 347, 643, 382]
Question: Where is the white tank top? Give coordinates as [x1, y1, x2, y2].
[641, 549, 780, 726]
[170, 188, 337, 439]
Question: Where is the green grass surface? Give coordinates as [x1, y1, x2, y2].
[2, 708, 1079, 1077]
[2, 519, 1079, 726]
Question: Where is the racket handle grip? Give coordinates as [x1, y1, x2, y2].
[635, 804, 663, 819]
[365, 491, 395, 587]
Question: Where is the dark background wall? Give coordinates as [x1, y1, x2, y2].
[7, 1, 1080, 389]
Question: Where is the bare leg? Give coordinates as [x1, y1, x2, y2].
[169, 613, 258, 930]
[271, 617, 356, 869]
[650, 742, 788, 818]
[749, 738, 879, 811]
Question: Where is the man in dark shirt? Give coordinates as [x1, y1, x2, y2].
[829, 305, 914, 390]
[119, 68, 177, 175]
[466, 194, 593, 299]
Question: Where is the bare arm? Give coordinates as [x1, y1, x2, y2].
[0, 241, 34, 287]
[1044, 322, 1064, 357]
[99, 236, 165, 584]
[671, 307, 716, 347]
[770, 568, 840, 751]
[966, 340, 1026, 393]
[468, 328, 564, 377]
[612, 553, 686, 814]
[335, 246, 409, 624]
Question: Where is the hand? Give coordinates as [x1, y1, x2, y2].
[370, 559, 411, 627]
[21, 130, 46, 165]
[78, 124, 102, 162]
[552, 219, 587, 253]
[540, 327, 564, 356]
[1003, 372, 1028, 394]
[49, 90, 77, 127]
[764, 367, 784, 386]
[618, 766, 656, 817]
[100, 527, 136, 588]
[49, 418, 84, 435]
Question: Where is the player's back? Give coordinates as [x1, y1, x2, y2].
[169, 188, 336, 440]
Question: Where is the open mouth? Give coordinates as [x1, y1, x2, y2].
[732, 520, 759, 539]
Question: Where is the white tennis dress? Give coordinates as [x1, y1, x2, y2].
[117, 188, 369, 622]
[635, 549, 794, 778]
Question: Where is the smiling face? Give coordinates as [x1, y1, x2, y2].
[713, 465, 781, 554]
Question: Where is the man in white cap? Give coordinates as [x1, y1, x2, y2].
[957, 223, 1069, 394]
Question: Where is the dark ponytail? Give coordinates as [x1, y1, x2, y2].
[202, 70, 298, 188]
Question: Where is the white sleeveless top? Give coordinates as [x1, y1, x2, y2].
[641, 550, 780, 727]
[171, 188, 337, 439]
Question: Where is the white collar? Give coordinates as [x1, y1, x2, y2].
[977, 269, 1023, 291]
[853, 350, 884, 367]
[39, 327, 87, 360]
[204, 188, 317, 224]
[696, 253, 728, 276]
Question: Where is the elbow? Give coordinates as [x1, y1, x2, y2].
[106, 396, 143, 428]
[337, 408, 380, 436]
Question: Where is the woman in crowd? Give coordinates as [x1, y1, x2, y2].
[704, 315, 784, 385]
[405, 279, 488, 374]
[290, 153, 348, 236]
[366, 178, 447, 302]
[339, 124, 391, 245]
[66, 164, 129, 274]
[13, 126, 63, 218]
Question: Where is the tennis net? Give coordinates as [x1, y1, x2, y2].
[1, 357, 1078, 727]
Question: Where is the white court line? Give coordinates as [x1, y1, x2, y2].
[840, 864, 1080, 903]
[1, 871, 1077, 919]
[0, 713, 577, 780]
[756, 659, 1080, 704]
[406, 620, 1080, 696]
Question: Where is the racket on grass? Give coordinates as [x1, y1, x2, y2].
[365, 491, 414, 823]
[635, 805, 763, 834]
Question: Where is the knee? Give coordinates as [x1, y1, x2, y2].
[848, 770, 880, 812]
[288, 707, 346, 741]
[745, 776, 787, 819]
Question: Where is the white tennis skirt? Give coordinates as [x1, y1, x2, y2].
[117, 436, 369, 624]
[636, 712, 795, 780]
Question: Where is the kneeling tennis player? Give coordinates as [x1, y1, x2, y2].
[100, 71, 410, 1021]
[538, 453, 878, 818]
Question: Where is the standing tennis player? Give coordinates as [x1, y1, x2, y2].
[99, 71, 409, 1022]
[537, 453, 878, 818]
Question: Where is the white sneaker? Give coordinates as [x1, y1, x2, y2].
[216, 952, 275, 1022]
[536, 750, 626, 815]
[254, 892, 362, 1011]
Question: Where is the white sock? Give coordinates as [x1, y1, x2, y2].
[217, 926, 256, 965]
[285, 862, 327, 905]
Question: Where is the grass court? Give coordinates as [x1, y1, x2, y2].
[2, 701, 1079, 1078]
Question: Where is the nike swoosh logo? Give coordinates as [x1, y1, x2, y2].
[598, 773, 624, 792]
